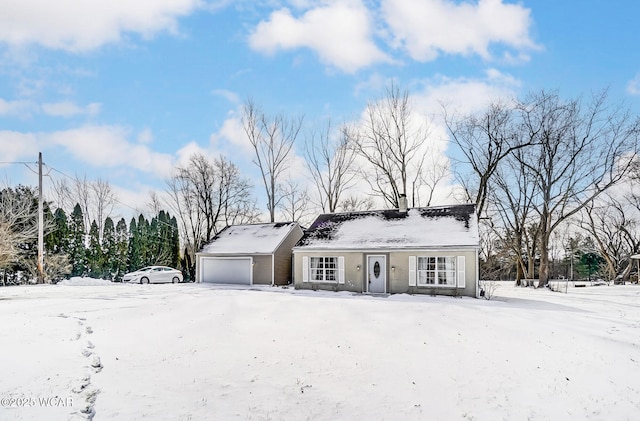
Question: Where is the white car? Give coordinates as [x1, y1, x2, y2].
[122, 266, 183, 284]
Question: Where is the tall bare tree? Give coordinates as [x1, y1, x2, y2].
[338, 195, 375, 212]
[491, 147, 541, 284]
[304, 121, 357, 213]
[444, 100, 533, 219]
[515, 90, 639, 286]
[242, 99, 303, 222]
[347, 83, 431, 208]
[278, 179, 313, 224]
[580, 192, 640, 282]
[0, 186, 48, 284]
[165, 153, 258, 279]
[91, 177, 117, 236]
[49, 175, 116, 237]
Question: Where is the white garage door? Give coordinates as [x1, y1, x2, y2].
[200, 257, 252, 285]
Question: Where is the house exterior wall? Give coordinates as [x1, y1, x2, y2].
[273, 225, 304, 285]
[293, 248, 478, 297]
[387, 249, 478, 297]
[293, 251, 366, 292]
[252, 255, 272, 285]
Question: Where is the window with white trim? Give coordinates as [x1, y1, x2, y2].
[417, 256, 456, 286]
[310, 257, 338, 282]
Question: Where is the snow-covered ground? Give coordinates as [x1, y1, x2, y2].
[1, 281, 639, 420]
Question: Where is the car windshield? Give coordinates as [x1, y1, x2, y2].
[137, 267, 153, 272]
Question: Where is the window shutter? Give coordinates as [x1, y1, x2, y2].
[338, 256, 345, 284]
[408, 256, 417, 287]
[457, 256, 466, 288]
[302, 256, 309, 283]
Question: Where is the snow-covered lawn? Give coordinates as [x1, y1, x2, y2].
[1, 281, 639, 420]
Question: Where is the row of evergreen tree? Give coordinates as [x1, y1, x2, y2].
[46, 205, 181, 281]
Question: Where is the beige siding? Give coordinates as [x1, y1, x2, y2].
[294, 248, 478, 297]
[387, 250, 478, 297]
[251, 255, 272, 285]
[273, 225, 304, 285]
[293, 251, 366, 292]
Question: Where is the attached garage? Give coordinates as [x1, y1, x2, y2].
[196, 222, 303, 286]
[199, 257, 252, 285]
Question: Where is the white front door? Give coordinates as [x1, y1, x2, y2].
[367, 255, 386, 293]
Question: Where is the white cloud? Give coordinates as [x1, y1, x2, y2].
[249, 1, 391, 73]
[0, 98, 34, 117]
[46, 125, 175, 178]
[209, 111, 253, 156]
[627, 74, 640, 96]
[0, 131, 39, 162]
[41, 101, 102, 117]
[137, 128, 154, 144]
[381, 0, 537, 62]
[211, 89, 240, 104]
[414, 69, 520, 116]
[0, 0, 200, 52]
[175, 141, 209, 167]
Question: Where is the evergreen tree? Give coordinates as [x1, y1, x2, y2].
[68, 204, 87, 276]
[87, 220, 103, 277]
[169, 215, 180, 268]
[127, 217, 141, 271]
[46, 208, 69, 254]
[115, 218, 129, 279]
[102, 217, 117, 279]
[137, 214, 151, 265]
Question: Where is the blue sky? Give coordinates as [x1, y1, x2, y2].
[1, 0, 639, 219]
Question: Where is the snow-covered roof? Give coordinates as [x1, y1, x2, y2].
[200, 222, 300, 255]
[295, 204, 478, 250]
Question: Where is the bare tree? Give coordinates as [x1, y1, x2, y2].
[278, 179, 313, 224]
[147, 191, 164, 216]
[91, 177, 116, 236]
[444, 100, 533, 219]
[165, 153, 258, 279]
[72, 174, 93, 233]
[580, 192, 640, 282]
[49, 174, 116, 238]
[491, 147, 541, 284]
[347, 83, 431, 208]
[304, 121, 357, 213]
[338, 195, 375, 212]
[411, 157, 449, 207]
[49, 177, 72, 211]
[0, 186, 45, 284]
[516, 90, 639, 286]
[242, 99, 303, 222]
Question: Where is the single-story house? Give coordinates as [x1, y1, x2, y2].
[196, 222, 303, 286]
[292, 203, 479, 297]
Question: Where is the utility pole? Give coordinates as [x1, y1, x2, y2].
[37, 152, 44, 284]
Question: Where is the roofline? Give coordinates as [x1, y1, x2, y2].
[313, 203, 476, 218]
[293, 245, 480, 253]
[271, 221, 302, 254]
[199, 221, 301, 254]
[196, 252, 274, 257]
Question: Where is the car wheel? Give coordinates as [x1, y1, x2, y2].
[141, 277, 149, 284]
[172, 277, 179, 284]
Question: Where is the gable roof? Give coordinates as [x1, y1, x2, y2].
[295, 204, 478, 250]
[199, 222, 300, 255]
